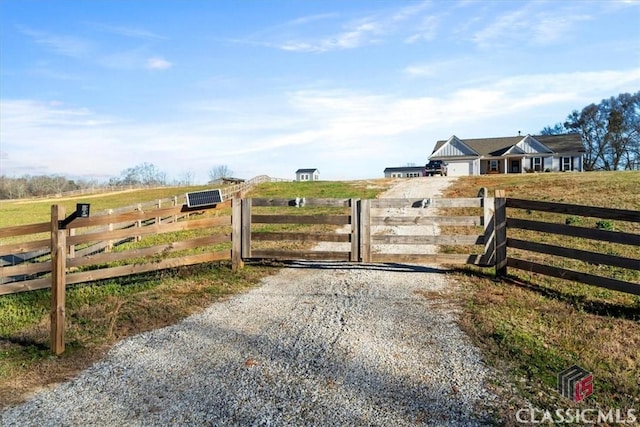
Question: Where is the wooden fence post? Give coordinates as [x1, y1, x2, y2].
[241, 198, 252, 259]
[51, 205, 66, 355]
[231, 196, 244, 270]
[360, 199, 371, 263]
[481, 195, 495, 266]
[107, 209, 114, 252]
[68, 228, 75, 259]
[494, 190, 507, 277]
[350, 198, 359, 262]
[173, 196, 178, 223]
[136, 204, 142, 242]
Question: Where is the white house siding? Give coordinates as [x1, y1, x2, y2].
[552, 155, 583, 172]
[516, 136, 553, 155]
[296, 172, 320, 181]
[435, 137, 477, 157]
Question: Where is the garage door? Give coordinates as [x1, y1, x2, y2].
[446, 161, 472, 176]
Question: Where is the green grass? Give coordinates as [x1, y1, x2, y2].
[246, 179, 388, 199]
[442, 171, 640, 417]
[0, 185, 212, 228]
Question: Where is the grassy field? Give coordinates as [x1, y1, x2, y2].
[0, 185, 215, 228]
[1, 173, 638, 415]
[441, 171, 640, 416]
[0, 179, 392, 408]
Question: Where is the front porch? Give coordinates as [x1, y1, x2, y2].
[481, 157, 529, 174]
[480, 155, 565, 174]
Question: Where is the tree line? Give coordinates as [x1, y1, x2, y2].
[0, 163, 235, 200]
[541, 91, 639, 171]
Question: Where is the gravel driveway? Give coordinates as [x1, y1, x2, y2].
[1, 177, 501, 426]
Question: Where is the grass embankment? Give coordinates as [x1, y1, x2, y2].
[0, 179, 391, 408]
[444, 171, 639, 416]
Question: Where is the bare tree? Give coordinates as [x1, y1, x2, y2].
[178, 170, 195, 186]
[561, 92, 639, 171]
[114, 163, 167, 186]
[208, 165, 233, 182]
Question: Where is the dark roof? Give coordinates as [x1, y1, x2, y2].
[432, 134, 584, 157]
[296, 168, 319, 174]
[535, 134, 585, 153]
[384, 166, 425, 173]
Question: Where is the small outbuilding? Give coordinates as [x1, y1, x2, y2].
[295, 168, 320, 181]
[383, 166, 425, 178]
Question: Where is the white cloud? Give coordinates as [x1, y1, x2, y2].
[1, 68, 638, 181]
[249, 1, 436, 53]
[471, 4, 593, 48]
[17, 26, 93, 57]
[279, 18, 383, 53]
[404, 15, 440, 44]
[146, 57, 173, 70]
[91, 23, 166, 40]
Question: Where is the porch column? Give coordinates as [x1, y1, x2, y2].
[503, 158, 508, 174]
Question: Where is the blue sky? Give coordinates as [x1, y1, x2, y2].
[1, 0, 639, 183]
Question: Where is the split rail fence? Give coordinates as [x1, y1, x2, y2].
[0, 191, 638, 354]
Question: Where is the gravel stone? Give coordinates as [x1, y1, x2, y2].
[1, 177, 502, 426]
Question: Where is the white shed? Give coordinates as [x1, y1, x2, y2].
[295, 168, 320, 181]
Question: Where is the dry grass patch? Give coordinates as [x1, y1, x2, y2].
[441, 171, 639, 413]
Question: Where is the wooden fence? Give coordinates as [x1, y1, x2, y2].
[1, 191, 638, 354]
[499, 194, 640, 296]
[244, 196, 493, 265]
[0, 175, 282, 283]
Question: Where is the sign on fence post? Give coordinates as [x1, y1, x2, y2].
[494, 190, 507, 277]
[51, 205, 66, 355]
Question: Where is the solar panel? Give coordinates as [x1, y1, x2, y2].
[186, 189, 223, 208]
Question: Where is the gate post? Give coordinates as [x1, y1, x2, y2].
[231, 196, 244, 270]
[51, 205, 66, 355]
[494, 190, 507, 277]
[481, 195, 496, 266]
[350, 198, 359, 262]
[360, 199, 371, 263]
[241, 198, 252, 259]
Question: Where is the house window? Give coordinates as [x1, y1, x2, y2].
[490, 160, 499, 172]
[532, 157, 542, 172]
[407, 172, 420, 178]
[562, 157, 572, 171]
[300, 173, 310, 181]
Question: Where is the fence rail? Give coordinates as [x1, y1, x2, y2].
[502, 197, 639, 296]
[1, 191, 638, 354]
